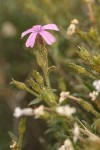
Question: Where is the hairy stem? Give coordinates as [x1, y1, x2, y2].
[68, 95, 100, 118]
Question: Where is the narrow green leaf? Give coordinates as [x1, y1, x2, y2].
[28, 98, 42, 106]
[48, 66, 56, 74]
[8, 131, 18, 141]
[83, 81, 94, 91]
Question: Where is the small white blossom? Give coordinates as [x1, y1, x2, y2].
[67, 19, 78, 36]
[56, 105, 76, 117]
[71, 19, 79, 25]
[14, 107, 33, 118]
[10, 141, 17, 149]
[72, 123, 80, 143]
[58, 139, 74, 150]
[93, 80, 100, 92]
[89, 91, 99, 101]
[58, 145, 66, 150]
[67, 24, 76, 36]
[33, 105, 45, 118]
[64, 139, 74, 150]
[59, 91, 70, 103]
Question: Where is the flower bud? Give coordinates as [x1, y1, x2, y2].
[11, 78, 28, 91]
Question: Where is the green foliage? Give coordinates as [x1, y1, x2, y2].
[18, 118, 26, 149]
[11, 43, 57, 107]
[32, 70, 44, 86]
[69, 63, 96, 80]
[78, 99, 100, 118]
[9, 118, 26, 150]
[69, 45, 100, 81]
[9, 132, 18, 143]
[28, 97, 42, 106]
[10, 78, 39, 97]
[77, 47, 100, 74]
[77, 47, 93, 64]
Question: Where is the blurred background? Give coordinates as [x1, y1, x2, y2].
[0, 0, 100, 150]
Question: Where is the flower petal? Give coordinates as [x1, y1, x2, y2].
[21, 28, 33, 39]
[32, 25, 42, 32]
[25, 32, 37, 48]
[42, 24, 59, 31]
[39, 31, 56, 45]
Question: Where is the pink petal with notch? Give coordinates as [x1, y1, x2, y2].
[25, 32, 37, 48]
[42, 24, 59, 31]
[40, 31, 56, 45]
[21, 28, 33, 39]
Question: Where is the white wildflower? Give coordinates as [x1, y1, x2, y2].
[89, 91, 99, 101]
[71, 19, 79, 25]
[93, 80, 100, 92]
[33, 105, 45, 118]
[67, 19, 78, 36]
[56, 105, 76, 117]
[59, 91, 70, 103]
[10, 141, 17, 149]
[72, 123, 80, 143]
[58, 145, 66, 150]
[67, 24, 76, 36]
[14, 107, 33, 118]
[64, 139, 74, 150]
[58, 139, 74, 150]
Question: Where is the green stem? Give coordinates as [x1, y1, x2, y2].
[26, 88, 39, 97]
[18, 118, 26, 150]
[68, 95, 100, 118]
[43, 70, 51, 88]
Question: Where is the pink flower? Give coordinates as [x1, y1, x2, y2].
[21, 24, 59, 48]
